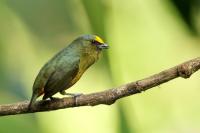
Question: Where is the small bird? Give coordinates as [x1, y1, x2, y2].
[29, 34, 108, 108]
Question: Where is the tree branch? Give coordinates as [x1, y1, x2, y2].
[0, 57, 200, 116]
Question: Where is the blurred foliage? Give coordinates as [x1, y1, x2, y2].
[117, 103, 134, 133]
[171, 0, 200, 35]
[6, 0, 88, 40]
[0, 0, 200, 133]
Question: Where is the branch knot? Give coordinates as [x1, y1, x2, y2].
[177, 65, 192, 78]
[0, 57, 199, 116]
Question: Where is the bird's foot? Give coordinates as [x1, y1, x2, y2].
[60, 91, 83, 97]
[60, 91, 83, 106]
[72, 93, 83, 97]
[72, 93, 83, 106]
[50, 97, 60, 101]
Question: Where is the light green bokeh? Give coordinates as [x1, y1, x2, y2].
[0, 0, 200, 133]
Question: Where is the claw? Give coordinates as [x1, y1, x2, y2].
[72, 93, 83, 97]
[59, 91, 83, 106]
[73, 93, 83, 106]
[60, 91, 83, 97]
[50, 97, 60, 101]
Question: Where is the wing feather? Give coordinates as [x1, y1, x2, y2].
[43, 58, 80, 99]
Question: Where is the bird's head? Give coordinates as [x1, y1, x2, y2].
[75, 34, 109, 50]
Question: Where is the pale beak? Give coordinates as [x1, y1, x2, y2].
[97, 43, 109, 49]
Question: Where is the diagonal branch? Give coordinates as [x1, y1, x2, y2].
[0, 57, 200, 116]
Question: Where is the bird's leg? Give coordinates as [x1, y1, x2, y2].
[60, 90, 82, 97]
[49, 97, 60, 101]
[60, 90, 83, 106]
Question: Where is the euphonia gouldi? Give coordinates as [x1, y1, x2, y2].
[29, 34, 108, 108]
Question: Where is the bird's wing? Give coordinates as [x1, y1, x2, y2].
[32, 62, 56, 95]
[43, 58, 80, 99]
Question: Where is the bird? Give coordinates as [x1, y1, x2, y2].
[28, 34, 108, 109]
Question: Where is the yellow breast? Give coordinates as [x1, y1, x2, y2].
[69, 51, 100, 87]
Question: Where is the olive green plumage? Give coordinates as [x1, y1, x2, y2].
[29, 34, 108, 108]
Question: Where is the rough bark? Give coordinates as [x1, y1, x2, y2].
[0, 57, 200, 116]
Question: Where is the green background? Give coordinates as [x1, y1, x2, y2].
[0, 0, 200, 133]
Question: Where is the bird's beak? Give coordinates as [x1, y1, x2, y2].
[97, 43, 109, 49]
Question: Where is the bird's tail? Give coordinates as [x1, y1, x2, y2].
[28, 93, 38, 110]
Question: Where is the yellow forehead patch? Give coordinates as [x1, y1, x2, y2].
[95, 36, 104, 44]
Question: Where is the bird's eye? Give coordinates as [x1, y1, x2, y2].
[91, 40, 100, 45]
